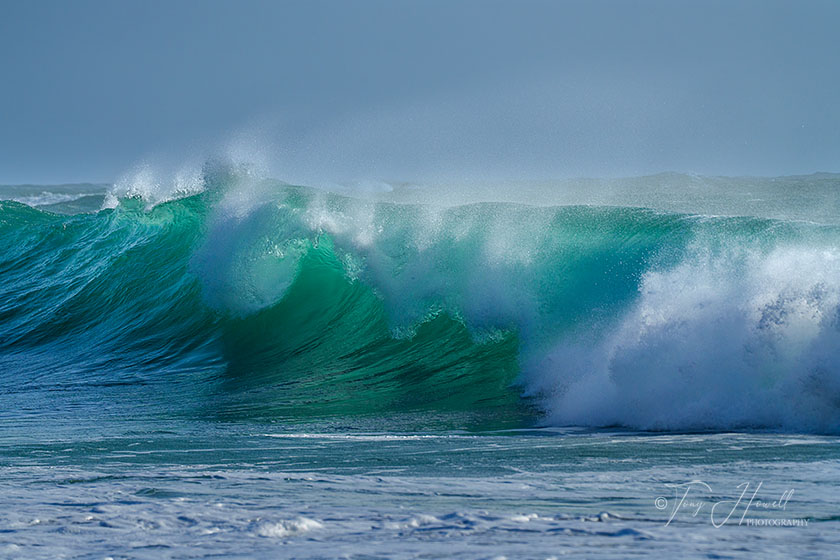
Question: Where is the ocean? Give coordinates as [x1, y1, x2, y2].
[1, 169, 838, 558]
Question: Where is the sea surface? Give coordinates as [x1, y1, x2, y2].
[1, 170, 839, 558]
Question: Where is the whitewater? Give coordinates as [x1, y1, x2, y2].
[1, 168, 839, 558]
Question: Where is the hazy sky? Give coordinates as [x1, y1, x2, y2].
[1, 0, 838, 184]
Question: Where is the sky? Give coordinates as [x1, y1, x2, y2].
[0, 0, 838, 184]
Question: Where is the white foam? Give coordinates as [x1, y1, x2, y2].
[254, 517, 323, 538]
[533, 244, 840, 432]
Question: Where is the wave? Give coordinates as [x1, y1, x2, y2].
[0, 183, 107, 214]
[1, 169, 839, 432]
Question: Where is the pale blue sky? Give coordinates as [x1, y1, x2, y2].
[1, 0, 838, 183]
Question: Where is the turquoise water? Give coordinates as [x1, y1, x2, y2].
[1, 171, 839, 557]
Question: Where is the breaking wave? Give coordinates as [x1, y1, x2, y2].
[1, 167, 839, 432]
